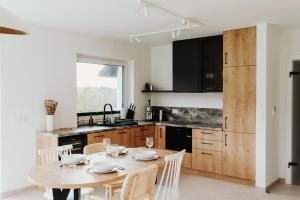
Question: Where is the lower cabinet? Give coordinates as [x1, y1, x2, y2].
[192, 149, 222, 174]
[132, 125, 155, 147]
[222, 132, 256, 180]
[87, 131, 113, 144]
[155, 125, 166, 149]
[110, 129, 132, 147]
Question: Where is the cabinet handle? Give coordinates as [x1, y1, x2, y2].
[201, 152, 212, 156]
[225, 52, 228, 64]
[141, 128, 149, 131]
[94, 135, 104, 138]
[201, 142, 212, 145]
[140, 138, 146, 141]
[225, 134, 228, 146]
[202, 132, 212, 135]
[224, 116, 228, 129]
[118, 131, 127, 135]
[159, 128, 162, 138]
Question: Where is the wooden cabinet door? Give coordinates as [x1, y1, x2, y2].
[110, 131, 122, 145]
[223, 66, 256, 133]
[120, 129, 131, 147]
[87, 132, 111, 144]
[223, 27, 256, 67]
[192, 149, 222, 174]
[223, 132, 255, 180]
[155, 126, 166, 149]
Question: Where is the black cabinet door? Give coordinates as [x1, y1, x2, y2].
[173, 38, 202, 92]
[201, 35, 223, 92]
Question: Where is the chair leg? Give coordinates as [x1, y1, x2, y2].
[105, 186, 113, 199]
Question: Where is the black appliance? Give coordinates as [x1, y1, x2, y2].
[166, 126, 192, 153]
[58, 134, 87, 154]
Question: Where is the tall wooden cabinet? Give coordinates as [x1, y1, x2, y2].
[222, 27, 256, 181]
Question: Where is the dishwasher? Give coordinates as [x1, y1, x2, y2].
[165, 126, 192, 153]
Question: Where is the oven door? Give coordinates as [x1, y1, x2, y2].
[166, 126, 192, 153]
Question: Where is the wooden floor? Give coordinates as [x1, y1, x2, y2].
[3, 171, 300, 200]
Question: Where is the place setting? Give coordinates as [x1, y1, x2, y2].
[132, 136, 160, 161]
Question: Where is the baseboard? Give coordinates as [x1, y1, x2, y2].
[182, 168, 255, 186]
[265, 178, 285, 193]
[0, 185, 36, 198]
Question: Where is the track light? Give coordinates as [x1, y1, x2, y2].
[134, 37, 141, 43]
[171, 31, 176, 39]
[182, 18, 191, 28]
[175, 30, 181, 38]
[143, 4, 149, 16]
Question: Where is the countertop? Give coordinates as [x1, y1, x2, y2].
[39, 121, 222, 138]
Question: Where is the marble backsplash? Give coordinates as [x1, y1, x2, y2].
[152, 106, 223, 125]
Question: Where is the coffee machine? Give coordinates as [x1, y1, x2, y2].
[145, 99, 153, 121]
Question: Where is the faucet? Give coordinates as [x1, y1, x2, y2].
[103, 104, 113, 125]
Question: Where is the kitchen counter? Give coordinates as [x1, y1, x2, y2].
[38, 120, 222, 138]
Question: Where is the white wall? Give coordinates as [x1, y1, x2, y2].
[150, 45, 223, 108]
[278, 28, 300, 184]
[265, 24, 281, 186]
[0, 26, 150, 193]
[256, 23, 268, 187]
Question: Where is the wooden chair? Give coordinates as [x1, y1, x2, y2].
[84, 142, 123, 199]
[90, 165, 159, 200]
[154, 149, 185, 200]
[38, 145, 93, 200]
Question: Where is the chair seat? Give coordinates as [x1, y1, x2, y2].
[44, 188, 94, 199]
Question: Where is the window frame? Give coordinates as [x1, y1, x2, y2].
[76, 58, 126, 117]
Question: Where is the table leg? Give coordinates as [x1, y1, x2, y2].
[52, 188, 70, 200]
[74, 188, 81, 200]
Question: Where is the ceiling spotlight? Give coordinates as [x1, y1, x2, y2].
[175, 30, 181, 38]
[134, 37, 141, 43]
[171, 31, 176, 39]
[143, 4, 149, 16]
[182, 18, 191, 28]
[130, 37, 134, 43]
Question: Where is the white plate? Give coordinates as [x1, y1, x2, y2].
[62, 154, 86, 165]
[91, 167, 118, 174]
[92, 160, 118, 173]
[134, 150, 157, 160]
[134, 154, 159, 161]
[118, 146, 126, 153]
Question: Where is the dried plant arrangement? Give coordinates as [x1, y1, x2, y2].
[45, 99, 58, 115]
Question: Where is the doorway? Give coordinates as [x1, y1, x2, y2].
[291, 60, 300, 185]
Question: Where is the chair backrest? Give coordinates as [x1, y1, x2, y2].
[154, 149, 186, 200]
[120, 165, 158, 200]
[38, 145, 73, 165]
[83, 142, 106, 155]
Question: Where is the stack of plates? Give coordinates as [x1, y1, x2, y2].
[91, 160, 118, 173]
[61, 154, 87, 165]
[134, 150, 159, 161]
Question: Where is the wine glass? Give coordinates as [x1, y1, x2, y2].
[103, 138, 111, 153]
[146, 137, 154, 150]
[110, 144, 119, 161]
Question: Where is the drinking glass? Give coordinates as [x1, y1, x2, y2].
[146, 137, 154, 150]
[103, 138, 111, 152]
[110, 144, 119, 161]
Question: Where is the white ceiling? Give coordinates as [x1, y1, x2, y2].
[1, 0, 300, 45]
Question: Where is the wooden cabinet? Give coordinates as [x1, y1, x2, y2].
[132, 125, 155, 147]
[223, 66, 256, 133]
[223, 27, 256, 67]
[192, 149, 222, 174]
[155, 126, 166, 149]
[192, 129, 223, 174]
[110, 129, 132, 147]
[223, 132, 256, 180]
[183, 153, 192, 168]
[87, 131, 112, 144]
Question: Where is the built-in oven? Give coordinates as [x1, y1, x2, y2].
[58, 134, 87, 154]
[165, 126, 192, 153]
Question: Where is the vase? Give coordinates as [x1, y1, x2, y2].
[46, 115, 55, 131]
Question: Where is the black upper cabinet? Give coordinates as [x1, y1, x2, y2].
[201, 35, 223, 92]
[173, 35, 223, 93]
[173, 38, 202, 92]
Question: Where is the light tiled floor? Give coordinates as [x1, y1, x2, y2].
[3, 172, 300, 200]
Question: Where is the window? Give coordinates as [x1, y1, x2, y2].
[77, 61, 124, 115]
